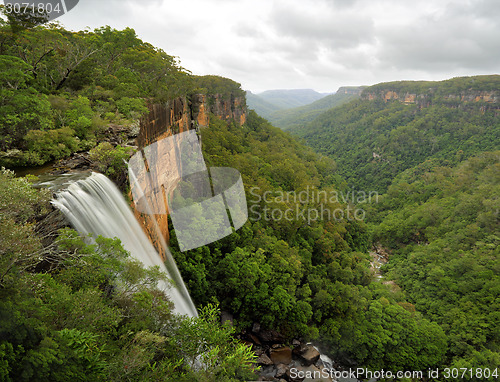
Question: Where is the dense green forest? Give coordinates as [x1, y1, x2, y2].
[0, 13, 498, 382]
[0, 17, 261, 382]
[287, 77, 500, 378]
[291, 77, 500, 192]
[371, 151, 500, 370]
[0, 16, 239, 168]
[170, 112, 450, 374]
[0, 169, 257, 381]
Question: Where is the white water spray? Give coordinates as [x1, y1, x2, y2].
[52, 172, 198, 317]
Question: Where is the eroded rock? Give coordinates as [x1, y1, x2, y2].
[270, 346, 292, 365]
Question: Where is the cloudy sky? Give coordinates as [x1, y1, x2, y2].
[57, 0, 500, 93]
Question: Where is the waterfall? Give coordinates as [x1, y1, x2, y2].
[52, 172, 198, 318]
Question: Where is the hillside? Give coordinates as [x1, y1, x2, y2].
[257, 88, 327, 109]
[267, 86, 365, 130]
[245, 88, 328, 118]
[245, 90, 282, 118]
[290, 75, 500, 192]
[286, 75, 500, 373]
[371, 151, 500, 369]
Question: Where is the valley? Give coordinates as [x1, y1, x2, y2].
[0, 13, 498, 382]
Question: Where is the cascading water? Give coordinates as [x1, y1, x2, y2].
[52, 172, 198, 318]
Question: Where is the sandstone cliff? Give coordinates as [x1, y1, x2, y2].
[362, 89, 500, 107]
[131, 93, 247, 258]
[137, 94, 246, 148]
[361, 75, 500, 109]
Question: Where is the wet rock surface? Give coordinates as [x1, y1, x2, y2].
[239, 323, 337, 382]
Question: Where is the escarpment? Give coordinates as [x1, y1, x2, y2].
[361, 75, 500, 110]
[131, 92, 247, 258]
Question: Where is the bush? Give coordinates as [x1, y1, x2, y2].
[24, 127, 80, 165]
[65, 96, 95, 139]
[89, 142, 133, 178]
[115, 97, 148, 118]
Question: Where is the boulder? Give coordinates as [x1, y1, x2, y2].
[248, 333, 262, 345]
[298, 345, 320, 366]
[59, 153, 91, 170]
[269, 346, 292, 365]
[256, 353, 273, 366]
[275, 363, 288, 379]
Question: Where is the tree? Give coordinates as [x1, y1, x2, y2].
[0, 55, 53, 154]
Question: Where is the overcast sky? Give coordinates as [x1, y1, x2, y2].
[57, 0, 500, 93]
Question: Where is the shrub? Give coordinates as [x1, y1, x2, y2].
[115, 97, 148, 118]
[24, 127, 80, 165]
[88, 142, 133, 178]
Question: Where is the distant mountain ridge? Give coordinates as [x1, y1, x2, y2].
[267, 86, 365, 130]
[245, 91, 282, 118]
[257, 88, 328, 109]
[245, 88, 328, 118]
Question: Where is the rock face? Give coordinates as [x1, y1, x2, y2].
[270, 346, 293, 365]
[131, 93, 247, 258]
[136, 94, 247, 149]
[362, 88, 500, 109]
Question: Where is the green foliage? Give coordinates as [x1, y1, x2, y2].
[88, 142, 133, 180]
[1, 18, 496, 379]
[0, 55, 31, 89]
[0, 170, 50, 285]
[165, 304, 258, 381]
[281, 76, 499, 374]
[0, 55, 54, 157]
[292, 76, 500, 192]
[0, 23, 193, 167]
[372, 152, 500, 369]
[169, 111, 449, 371]
[0, 168, 50, 223]
[65, 96, 95, 139]
[0, 166, 258, 380]
[192, 75, 245, 99]
[24, 127, 80, 165]
[0, 212, 256, 381]
[115, 97, 148, 118]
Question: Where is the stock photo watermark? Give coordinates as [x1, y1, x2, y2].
[248, 186, 379, 224]
[2, 0, 79, 24]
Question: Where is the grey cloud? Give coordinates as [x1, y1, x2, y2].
[376, 2, 500, 72]
[58, 0, 500, 94]
[270, 2, 375, 49]
[233, 23, 266, 38]
[60, 0, 165, 29]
